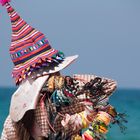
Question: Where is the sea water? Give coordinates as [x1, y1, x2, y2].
[0, 87, 140, 140]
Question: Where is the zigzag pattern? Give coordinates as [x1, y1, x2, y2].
[5, 3, 62, 84]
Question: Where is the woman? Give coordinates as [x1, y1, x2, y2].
[0, 1, 123, 140]
[1, 72, 117, 140]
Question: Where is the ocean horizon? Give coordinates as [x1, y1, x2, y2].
[0, 87, 140, 140]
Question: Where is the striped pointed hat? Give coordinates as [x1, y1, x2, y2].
[1, 0, 78, 85]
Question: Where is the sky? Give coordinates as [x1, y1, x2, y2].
[0, 0, 140, 88]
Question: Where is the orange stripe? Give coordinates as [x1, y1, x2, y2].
[13, 49, 57, 70]
[12, 21, 26, 31]
[10, 34, 46, 52]
[12, 44, 51, 63]
[12, 18, 23, 26]
[10, 40, 33, 52]
[13, 25, 32, 36]
[33, 34, 46, 43]
[11, 14, 19, 21]
[12, 30, 37, 44]
[12, 23, 27, 34]
[10, 42, 33, 52]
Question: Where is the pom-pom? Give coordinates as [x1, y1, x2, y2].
[0, 0, 10, 6]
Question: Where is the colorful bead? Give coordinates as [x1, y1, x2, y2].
[96, 111, 111, 126]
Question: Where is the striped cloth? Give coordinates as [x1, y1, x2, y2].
[5, 3, 63, 84]
[73, 74, 117, 94]
[0, 75, 117, 140]
[0, 115, 18, 140]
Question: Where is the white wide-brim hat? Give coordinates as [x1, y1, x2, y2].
[10, 55, 78, 122]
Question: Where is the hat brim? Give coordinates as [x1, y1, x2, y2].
[10, 55, 78, 122]
[10, 74, 50, 122]
[30, 55, 79, 79]
[47, 55, 79, 73]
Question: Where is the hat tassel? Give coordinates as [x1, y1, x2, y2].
[0, 0, 10, 6]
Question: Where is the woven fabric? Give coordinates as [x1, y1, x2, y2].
[0, 75, 117, 140]
[0, 115, 18, 140]
[53, 101, 85, 132]
[73, 74, 117, 94]
[33, 75, 117, 136]
[34, 102, 50, 137]
[34, 99, 85, 137]
[5, 3, 64, 84]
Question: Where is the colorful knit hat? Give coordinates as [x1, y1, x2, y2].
[0, 0, 78, 85]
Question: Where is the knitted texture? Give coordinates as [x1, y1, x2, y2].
[5, 3, 64, 84]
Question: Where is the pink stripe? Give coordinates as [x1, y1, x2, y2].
[11, 31, 39, 46]
[13, 49, 55, 70]
[12, 19, 24, 28]
[11, 11, 17, 18]
[12, 25, 30, 37]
